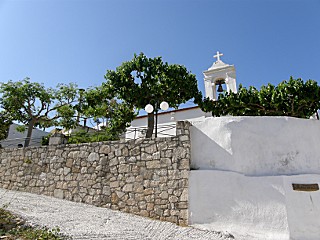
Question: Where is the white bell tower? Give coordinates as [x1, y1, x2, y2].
[203, 51, 237, 100]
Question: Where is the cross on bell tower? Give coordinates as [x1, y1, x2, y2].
[214, 51, 223, 62]
[203, 51, 237, 100]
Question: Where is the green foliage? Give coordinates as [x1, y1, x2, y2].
[67, 129, 120, 144]
[200, 77, 320, 118]
[104, 53, 202, 137]
[41, 134, 51, 146]
[15, 125, 26, 133]
[105, 52, 202, 110]
[0, 207, 66, 239]
[0, 112, 11, 141]
[0, 78, 80, 147]
[83, 85, 136, 139]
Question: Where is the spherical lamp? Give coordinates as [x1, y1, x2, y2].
[145, 104, 154, 113]
[160, 101, 169, 111]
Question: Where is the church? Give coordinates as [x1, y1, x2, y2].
[125, 51, 238, 139]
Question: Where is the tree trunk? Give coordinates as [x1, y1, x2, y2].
[146, 112, 154, 138]
[24, 119, 36, 147]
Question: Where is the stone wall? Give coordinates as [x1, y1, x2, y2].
[0, 121, 191, 225]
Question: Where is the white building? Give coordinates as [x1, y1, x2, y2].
[0, 123, 49, 148]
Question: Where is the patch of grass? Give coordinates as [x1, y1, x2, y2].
[0, 207, 68, 240]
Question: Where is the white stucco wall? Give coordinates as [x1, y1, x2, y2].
[190, 171, 320, 240]
[189, 116, 320, 239]
[190, 171, 289, 239]
[190, 116, 320, 176]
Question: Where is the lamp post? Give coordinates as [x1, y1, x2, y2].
[145, 101, 169, 138]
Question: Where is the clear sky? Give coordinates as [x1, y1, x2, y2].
[0, 0, 319, 108]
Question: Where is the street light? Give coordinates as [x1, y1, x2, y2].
[145, 101, 169, 138]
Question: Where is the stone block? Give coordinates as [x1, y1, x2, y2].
[122, 184, 133, 192]
[159, 191, 169, 199]
[140, 210, 149, 217]
[110, 181, 119, 188]
[177, 202, 188, 209]
[127, 156, 136, 163]
[169, 196, 178, 203]
[146, 161, 160, 169]
[125, 176, 135, 183]
[179, 209, 188, 220]
[126, 199, 135, 206]
[99, 145, 111, 154]
[72, 167, 80, 173]
[145, 195, 155, 203]
[88, 152, 99, 162]
[152, 152, 160, 159]
[143, 188, 153, 195]
[118, 164, 129, 173]
[180, 188, 188, 202]
[141, 153, 152, 161]
[63, 167, 71, 175]
[53, 189, 64, 199]
[166, 216, 178, 224]
[179, 135, 189, 142]
[116, 191, 125, 199]
[111, 192, 119, 203]
[66, 158, 73, 168]
[109, 157, 118, 167]
[118, 157, 126, 164]
[146, 203, 154, 211]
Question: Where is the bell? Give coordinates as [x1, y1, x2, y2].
[217, 83, 223, 92]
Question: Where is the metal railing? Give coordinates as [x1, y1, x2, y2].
[124, 123, 176, 140]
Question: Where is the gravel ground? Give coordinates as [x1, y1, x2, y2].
[0, 188, 234, 240]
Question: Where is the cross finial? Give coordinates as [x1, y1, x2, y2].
[214, 51, 223, 62]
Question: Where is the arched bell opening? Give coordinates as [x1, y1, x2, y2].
[215, 78, 226, 93]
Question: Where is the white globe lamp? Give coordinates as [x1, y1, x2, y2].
[160, 101, 169, 111]
[145, 104, 154, 113]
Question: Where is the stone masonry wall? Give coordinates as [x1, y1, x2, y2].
[0, 121, 191, 225]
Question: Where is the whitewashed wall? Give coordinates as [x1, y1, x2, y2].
[190, 171, 289, 240]
[189, 117, 320, 239]
[190, 116, 320, 175]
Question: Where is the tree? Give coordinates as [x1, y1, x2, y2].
[0, 78, 79, 147]
[104, 53, 202, 137]
[82, 85, 136, 138]
[200, 77, 320, 118]
[0, 112, 12, 142]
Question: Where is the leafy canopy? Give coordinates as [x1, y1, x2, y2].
[104, 53, 202, 137]
[200, 77, 320, 118]
[104, 52, 202, 111]
[0, 78, 79, 146]
[82, 85, 136, 138]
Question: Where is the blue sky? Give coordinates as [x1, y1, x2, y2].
[0, 0, 319, 109]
